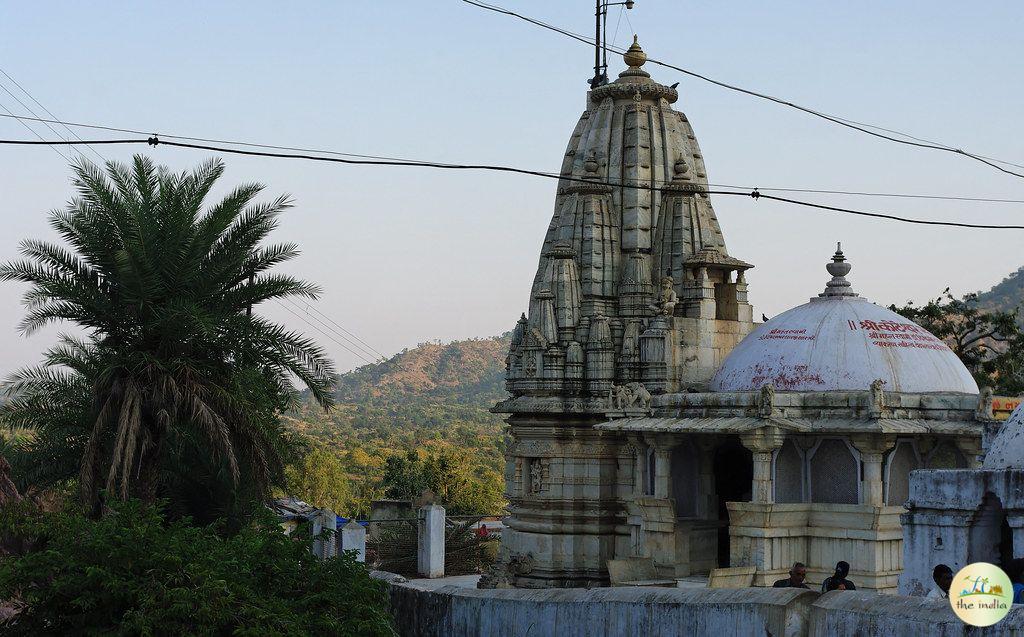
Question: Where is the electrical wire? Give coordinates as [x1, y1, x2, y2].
[273, 300, 376, 366]
[0, 67, 107, 163]
[0, 102, 70, 162]
[460, 0, 1024, 179]
[282, 297, 385, 363]
[0, 134, 1021, 229]
[1, 112, 1022, 204]
[294, 299, 389, 361]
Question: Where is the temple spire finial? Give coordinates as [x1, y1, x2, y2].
[819, 243, 858, 299]
[623, 35, 647, 68]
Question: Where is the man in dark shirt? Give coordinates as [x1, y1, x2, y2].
[821, 561, 857, 591]
[772, 562, 809, 589]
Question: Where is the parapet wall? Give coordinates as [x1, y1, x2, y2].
[809, 590, 1024, 637]
[375, 574, 813, 637]
[374, 573, 1024, 637]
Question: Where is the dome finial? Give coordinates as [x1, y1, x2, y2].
[819, 242, 858, 298]
[623, 35, 647, 68]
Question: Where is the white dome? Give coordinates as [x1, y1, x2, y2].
[983, 404, 1024, 470]
[709, 247, 979, 394]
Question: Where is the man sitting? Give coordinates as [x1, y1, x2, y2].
[772, 562, 809, 589]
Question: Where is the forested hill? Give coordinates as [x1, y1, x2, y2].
[978, 266, 1024, 320]
[286, 334, 512, 515]
[332, 334, 511, 406]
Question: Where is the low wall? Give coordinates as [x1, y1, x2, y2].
[375, 573, 1024, 636]
[808, 590, 1024, 636]
[373, 574, 814, 637]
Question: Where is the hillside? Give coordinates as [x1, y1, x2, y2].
[978, 266, 1024, 320]
[333, 335, 511, 406]
[284, 334, 511, 516]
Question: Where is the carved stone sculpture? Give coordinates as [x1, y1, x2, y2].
[869, 378, 886, 418]
[977, 387, 994, 421]
[650, 275, 679, 316]
[758, 383, 775, 418]
[608, 382, 652, 410]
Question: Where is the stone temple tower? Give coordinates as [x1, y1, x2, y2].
[494, 38, 756, 588]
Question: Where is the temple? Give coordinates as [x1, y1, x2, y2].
[492, 38, 989, 592]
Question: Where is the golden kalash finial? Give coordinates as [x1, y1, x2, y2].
[623, 35, 647, 68]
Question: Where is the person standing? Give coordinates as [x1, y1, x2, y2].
[773, 562, 810, 589]
[821, 561, 857, 592]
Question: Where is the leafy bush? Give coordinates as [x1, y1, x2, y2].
[0, 501, 395, 636]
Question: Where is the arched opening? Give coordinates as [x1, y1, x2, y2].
[926, 441, 967, 469]
[885, 440, 921, 506]
[713, 438, 752, 567]
[774, 438, 805, 503]
[969, 492, 1010, 567]
[808, 438, 860, 504]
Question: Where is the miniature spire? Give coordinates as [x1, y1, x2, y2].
[818, 242, 858, 298]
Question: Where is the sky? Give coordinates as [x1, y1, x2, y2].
[1, 1, 1022, 375]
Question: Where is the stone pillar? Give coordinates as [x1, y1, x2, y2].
[852, 435, 896, 506]
[652, 439, 673, 500]
[417, 504, 445, 578]
[312, 508, 337, 560]
[1007, 512, 1024, 558]
[740, 428, 784, 504]
[340, 520, 367, 563]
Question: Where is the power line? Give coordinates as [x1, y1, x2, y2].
[460, 0, 1024, 180]
[1, 112, 1022, 205]
[0, 102, 70, 162]
[282, 297, 385, 363]
[273, 300, 376, 366]
[1, 134, 1021, 230]
[293, 299, 389, 361]
[0, 67, 107, 163]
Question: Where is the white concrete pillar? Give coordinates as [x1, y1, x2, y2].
[861, 452, 886, 506]
[417, 504, 445, 578]
[740, 428, 784, 504]
[750, 452, 774, 504]
[340, 520, 366, 563]
[852, 435, 896, 506]
[312, 508, 337, 560]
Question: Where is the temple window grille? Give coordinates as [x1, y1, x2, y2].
[926, 441, 967, 469]
[773, 438, 805, 503]
[885, 440, 921, 506]
[808, 438, 860, 504]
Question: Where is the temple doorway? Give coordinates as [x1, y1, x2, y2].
[713, 438, 753, 567]
[968, 492, 1011, 567]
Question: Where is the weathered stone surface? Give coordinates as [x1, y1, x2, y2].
[900, 467, 1024, 596]
[809, 590, 1024, 636]
[379, 577, 816, 637]
[983, 404, 1024, 469]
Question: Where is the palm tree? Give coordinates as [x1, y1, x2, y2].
[0, 155, 335, 514]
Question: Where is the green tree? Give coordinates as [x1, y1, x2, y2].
[285, 445, 355, 515]
[891, 289, 1024, 394]
[0, 156, 335, 517]
[380, 448, 504, 515]
[0, 500, 394, 635]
